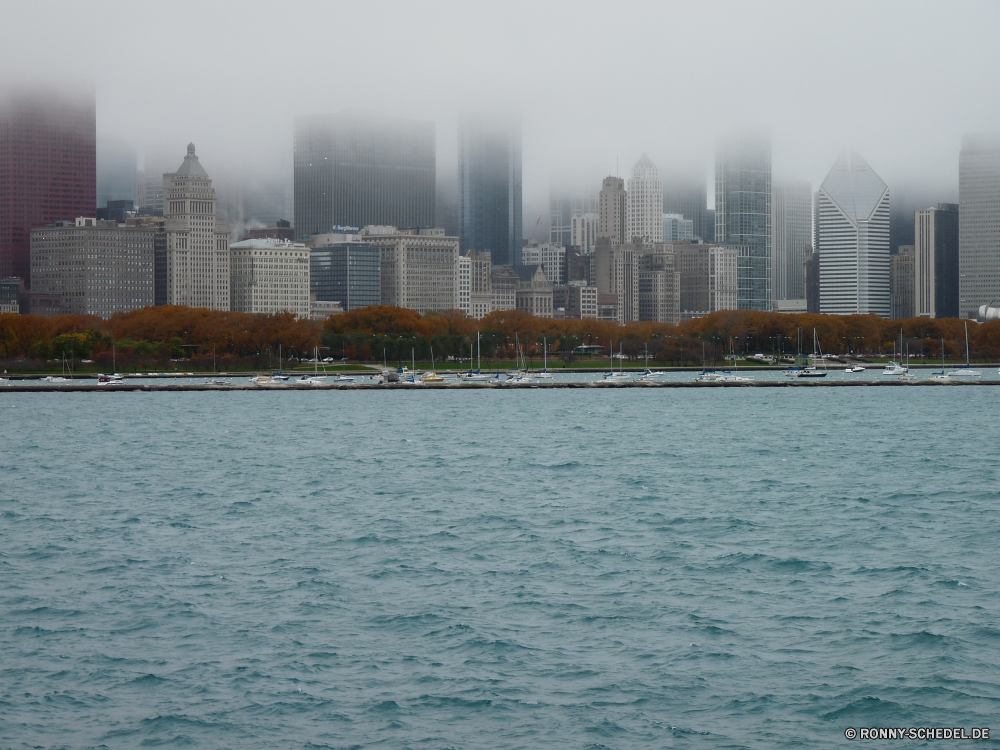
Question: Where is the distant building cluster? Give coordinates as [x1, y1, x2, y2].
[2, 87, 999, 322]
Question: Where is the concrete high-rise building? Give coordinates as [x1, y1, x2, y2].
[30, 217, 155, 317]
[915, 203, 960, 318]
[772, 180, 811, 302]
[163, 144, 231, 310]
[675, 242, 738, 319]
[361, 226, 459, 313]
[959, 134, 1000, 318]
[136, 169, 165, 216]
[467, 249, 492, 318]
[550, 190, 598, 246]
[309, 239, 381, 312]
[598, 176, 626, 245]
[294, 113, 435, 239]
[715, 132, 771, 310]
[229, 239, 310, 317]
[571, 212, 599, 254]
[458, 254, 471, 315]
[663, 175, 710, 241]
[459, 113, 521, 265]
[520, 242, 566, 285]
[626, 155, 663, 245]
[490, 265, 519, 312]
[594, 238, 638, 323]
[891, 245, 915, 320]
[553, 282, 598, 319]
[637, 246, 680, 324]
[662, 213, 694, 242]
[815, 152, 890, 316]
[0, 87, 96, 285]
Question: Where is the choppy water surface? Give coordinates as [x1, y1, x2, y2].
[2, 389, 999, 748]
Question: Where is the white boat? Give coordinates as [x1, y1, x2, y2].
[797, 330, 828, 378]
[898, 371, 918, 382]
[503, 338, 533, 384]
[882, 361, 907, 376]
[695, 371, 753, 383]
[638, 368, 660, 381]
[0, 377, 12, 386]
[207, 378, 228, 385]
[43, 375, 70, 383]
[602, 339, 630, 382]
[460, 332, 492, 380]
[420, 345, 444, 382]
[534, 337, 554, 378]
[951, 322, 981, 377]
[928, 339, 951, 382]
[846, 365, 866, 373]
[97, 373, 127, 386]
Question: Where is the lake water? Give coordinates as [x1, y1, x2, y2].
[2, 389, 999, 748]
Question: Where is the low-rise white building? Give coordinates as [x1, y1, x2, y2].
[230, 238, 310, 317]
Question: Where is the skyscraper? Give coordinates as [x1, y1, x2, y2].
[663, 175, 710, 241]
[163, 144, 231, 310]
[549, 189, 598, 246]
[459, 113, 522, 265]
[626, 155, 663, 244]
[0, 87, 96, 285]
[815, 152, 890, 316]
[915, 203, 959, 318]
[598, 176, 626, 245]
[772, 180, 811, 302]
[96, 135, 137, 209]
[715, 132, 772, 310]
[294, 113, 435, 239]
[891, 245, 915, 320]
[959, 134, 1000, 319]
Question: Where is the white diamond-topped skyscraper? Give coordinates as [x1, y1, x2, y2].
[626, 155, 662, 244]
[715, 133, 772, 310]
[815, 152, 890, 316]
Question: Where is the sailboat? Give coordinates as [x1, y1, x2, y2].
[881, 331, 908, 376]
[696, 339, 754, 382]
[951, 321, 981, 377]
[505, 337, 534, 384]
[929, 339, 951, 382]
[44, 352, 72, 383]
[298, 346, 327, 386]
[639, 343, 660, 380]
[797, 329, 828, 378]
[98, 345, 126, 385]
[420, 346, 444, 382]
[602, 339, 630, 381]
[460, 332, 491, 381]
[534, 337, 554, 378]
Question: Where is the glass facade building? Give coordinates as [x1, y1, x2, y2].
[959, 134, 1000, 319]
[294, 114, 435, 240]
[459, 113, 522, 266]
[772, 180, 812, 302]
[310, 243, 381, 311]
[715, 133, 772, 311]
[0, 88, 96, 285]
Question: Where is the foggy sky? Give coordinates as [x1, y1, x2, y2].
[4, 0, 999, 217]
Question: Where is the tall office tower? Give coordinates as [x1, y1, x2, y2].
[663, 175, 710, 241]
[294, 113, 435, 239]
[891, 245, 915, 319]
[815, 152, 890, 316]
[361, 226, 459, 313]
[96, 135, 136, 209]
[229, 239, 310, 317]
[0, 87, 96, 284]
[309, 240, 381, 311]
[550, 190, 598, 246]
[637, 246, 680, 324]
[520, 242, 566, 285]
[772, 180, 812, 302]
[458, 113, 522, 265]
[626, 155, 663, 244]
[571, 212, 599, 253]
[675, 243, 738, 319]
[915, 203, 960, 318]
[30, 217, 155, 317]
[715, 132, 772, 310]
[594, 238, 638, 323]
[136, 169, 165, 216]
[467, 249, 493, 318]
[959, 134, 1000, 318]
[662, 213, 694, 242]
[598, 176, 626, 244]
[804, 249, 820, 313]
[435, 174, 460, 239]
[457, 255, 471, 315]
[163, 144, 231, 310]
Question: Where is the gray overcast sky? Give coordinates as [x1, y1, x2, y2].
[4, 0, 999, 210]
